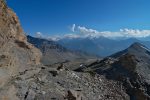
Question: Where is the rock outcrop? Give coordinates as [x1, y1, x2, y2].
[0, 0, 41, 99]
[0, 0, 41, 71]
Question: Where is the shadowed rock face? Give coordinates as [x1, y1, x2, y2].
[0, 1, 130, 100]
[79, 42, 150, 99]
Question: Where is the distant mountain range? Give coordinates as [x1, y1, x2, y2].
[27, 35, 96, 65]
[55, 36, 150, 57]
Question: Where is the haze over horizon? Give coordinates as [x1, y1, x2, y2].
[7, 0, 150, 38]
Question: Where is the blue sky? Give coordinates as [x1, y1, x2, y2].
[7, 0, 150, 37]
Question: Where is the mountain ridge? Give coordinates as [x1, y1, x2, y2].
[77, 42, 150, 99]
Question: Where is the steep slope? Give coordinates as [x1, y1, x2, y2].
[0, 0, 42, 99]
[79, 42, 150, 99]
[27, 35, 95, 65]
[0, 1, 129, 100]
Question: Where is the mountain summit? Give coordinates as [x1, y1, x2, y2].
[111, 42, 150, 58]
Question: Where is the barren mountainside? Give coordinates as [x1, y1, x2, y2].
[0, 1, 130, 100]
[77, 42, 150, 99]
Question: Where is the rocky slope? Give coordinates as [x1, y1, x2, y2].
[78, 42, 150, 100]
[0, 0, 130, 100]
[0, 0, 42, 99]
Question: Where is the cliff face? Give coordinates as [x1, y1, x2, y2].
[0, 0, 25, 44]
[0, 0, 41, 67]
[0, 0, 42, 98]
